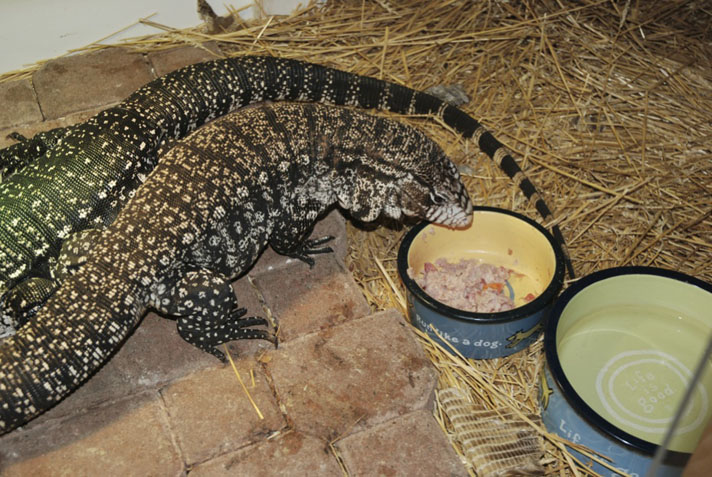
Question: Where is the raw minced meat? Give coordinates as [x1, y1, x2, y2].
[409, 258, 520, 313]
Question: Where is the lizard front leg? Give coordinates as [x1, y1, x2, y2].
[271, 233, 335, 267]
[0, 126, 71, 180]
[0, 228, 104, 332]
[156, 269, 276, 361]
[0, 277, 57, 333]
[51, 228, 104, 281]
[269, 207, 334, 267]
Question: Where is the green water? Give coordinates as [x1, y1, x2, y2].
[558, 304, 712, 453]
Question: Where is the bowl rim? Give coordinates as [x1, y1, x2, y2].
[544, 265, 712, 461]
[397, 206, 566, 324]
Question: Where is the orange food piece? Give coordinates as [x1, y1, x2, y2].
[483, 282, 505, 293]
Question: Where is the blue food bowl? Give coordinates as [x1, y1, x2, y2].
[397, 206, 565, 359]
[542, 266, 712, 476]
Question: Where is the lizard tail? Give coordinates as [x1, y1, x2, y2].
[0, 268, 143, 434]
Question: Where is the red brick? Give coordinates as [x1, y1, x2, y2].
[264, 310, 437, 440]
[0, 392, 182, 476]
[336, 410, 468, 477]
[190, 431, 343, 476]
[160, 359, 285, 465]
[254, 253, 370, 343]
[0, 79, 42, 129]
[148, 44, 223, 77]
[33, 49, 153, 119]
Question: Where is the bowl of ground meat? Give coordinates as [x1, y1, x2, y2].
[397, 206, 565, 359]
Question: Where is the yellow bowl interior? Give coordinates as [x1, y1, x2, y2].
[556, 274, 712, 452]
[407, 210, 558, 308]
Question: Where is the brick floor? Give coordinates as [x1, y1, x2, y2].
[265, 311, 437, 440]
[0, 79, 42, 129]
[161, 362, 285, 465]
[190, 431, 344, 476]
[254, 253, 370, 343]
[33, 49, 154, 119]
[0, 47, 468, 476]
[0, 391, 182, 476]
[337, 410, 468, 477]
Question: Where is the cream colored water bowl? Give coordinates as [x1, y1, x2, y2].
[542, 266, 712, 476]
[397, 206, 565, 359]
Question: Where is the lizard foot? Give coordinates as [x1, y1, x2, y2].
[288, 235, 335, 268]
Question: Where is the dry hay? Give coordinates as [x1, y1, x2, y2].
[3, 1, 711, 475]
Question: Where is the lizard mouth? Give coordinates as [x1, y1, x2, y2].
[426, 205, 472, 228]
[425, 185, 473, 228]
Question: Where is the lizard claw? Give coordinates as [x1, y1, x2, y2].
[290, 235, 335, 268]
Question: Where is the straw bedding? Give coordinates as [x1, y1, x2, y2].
[2, 1, 710, 475]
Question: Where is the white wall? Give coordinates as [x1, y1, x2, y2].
[0, 0, 305, 74]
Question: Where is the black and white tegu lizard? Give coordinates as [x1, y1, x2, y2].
[0, 102, 472, 434]
[0, 55, 573, 338]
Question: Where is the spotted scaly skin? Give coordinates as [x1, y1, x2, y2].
[0, 56, 573, 338]
[0, 102, 472, 434]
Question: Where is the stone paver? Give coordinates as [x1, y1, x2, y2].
[148, 43, 223, 77]
[0, 392, 182, 476]
[33, 49, 153, 119]
[337, 410, 468, 477]
[189, 431, 343, 476]
[160, 360, 285, 466]
[0, 79, 42, 129]
[254, 252, 370, 343]
[264, 310, 437, 440]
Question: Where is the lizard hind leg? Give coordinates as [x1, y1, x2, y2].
[0, 277, 57, 333]
[164, 269, 276, 361]
[52, 228, 105, 282]
[0, 227, 105, 334]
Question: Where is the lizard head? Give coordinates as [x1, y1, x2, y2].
[331, 148, 472, 228]
[323, 116, 472, 228]
[330, 137, 473, 228]
[396, 150, 473, 228]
